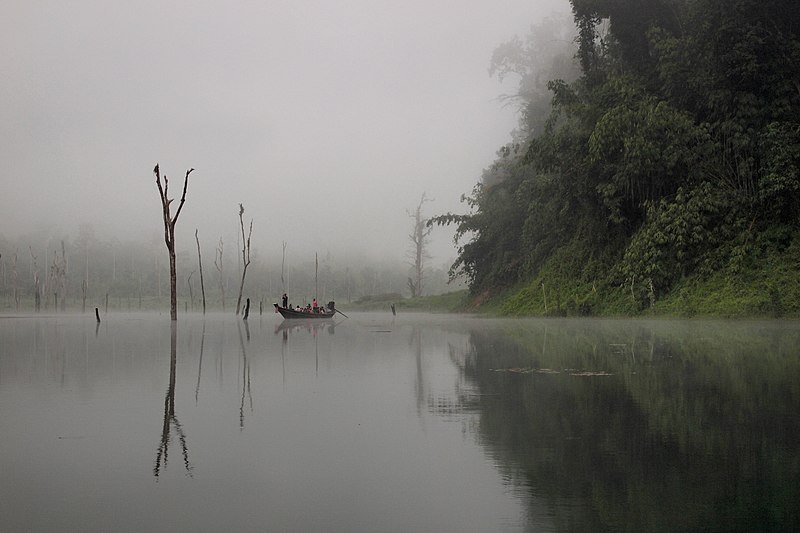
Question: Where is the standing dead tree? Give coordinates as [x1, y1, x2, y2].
[406, 193, 433, 298]
[235, 203, 253, 315]
[281, 241, 287, 295]
[154, 163, 194, 321]
[11, 250, 19, 310]
[195, 230, 206, 314]
[49, 242, 68, 312]
[214, 237, 225, 311]
[29, 247, 41, 312]
[187, 270, 196, 312]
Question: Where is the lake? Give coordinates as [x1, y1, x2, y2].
[1, 312, 798, 532]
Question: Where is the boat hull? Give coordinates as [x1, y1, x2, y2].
[274, 303, 336, 319]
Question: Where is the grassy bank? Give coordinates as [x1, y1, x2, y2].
[488, 234, 800, 319]
[347, 291, 470, 313]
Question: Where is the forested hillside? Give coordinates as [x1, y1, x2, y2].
[434, 0, 800, 317]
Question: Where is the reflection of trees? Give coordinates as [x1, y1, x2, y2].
[237, 321, 252, 430]
[410, 327, 425, 419]
[154, 322, 192, 478]
[444, 322, 800, 531]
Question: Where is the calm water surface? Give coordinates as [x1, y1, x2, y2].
[1, 312, 798, 532]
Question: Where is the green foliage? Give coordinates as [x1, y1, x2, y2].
[617, 183, 744, 300]
[434, 0, 800, 318]
[588, 80, 708, 223]
[760, 122, 800, 221]
[653, 231, 800, 318]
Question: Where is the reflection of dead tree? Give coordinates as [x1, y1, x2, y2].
[237, 321, 253, 430]
[195, 230, 206, 314]
[410, 327, 426, 422]
[154, 163, 194, 321]
[154, 323, 193, 478]
[214, 238, 225, 311]
[235, 203, 253, 315]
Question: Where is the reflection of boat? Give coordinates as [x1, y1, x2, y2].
[273, 302, 336, 319]
[274, 318, 336, 335]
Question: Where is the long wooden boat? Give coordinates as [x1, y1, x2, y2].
[273, 303, 336, 319]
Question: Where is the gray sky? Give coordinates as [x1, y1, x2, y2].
[1, 0, 571, 266]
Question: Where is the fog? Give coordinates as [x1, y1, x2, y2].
[1, 0, 570, 269]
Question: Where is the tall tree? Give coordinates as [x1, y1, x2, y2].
[195, 229, 206, 314]
[281, 241, 287, 294]
[235, 203, 253, 315]
[154, 163, 193, 321]
[214, 237, 225, 311]
[11, 250, 19, 311]
[29, 247, 41, 312]
[407, 193, 433, 298]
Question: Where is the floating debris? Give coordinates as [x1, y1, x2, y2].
[490, 367, 560, 374]
[489, 367, 612, 376]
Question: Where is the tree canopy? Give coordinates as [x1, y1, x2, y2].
[433, 0, 800, 312]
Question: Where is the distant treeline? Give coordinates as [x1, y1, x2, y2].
[433, 0, 800, 316]
[0, 230, 457, 313]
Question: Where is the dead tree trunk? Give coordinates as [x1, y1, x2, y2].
[195, 229, 206, 314]
[60, 241, 67, 311]
[188, 270, 195, 312]
[49, 252, 60, 312]
[281, 241, 287, 294]
[406, 193, 433, 298]
[29, 247, 41, 312]
[215, 238, 225, 311]
[154, 163, 194, 321]
[235, 203, 253, 315]
[12, 251, 19, 311]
